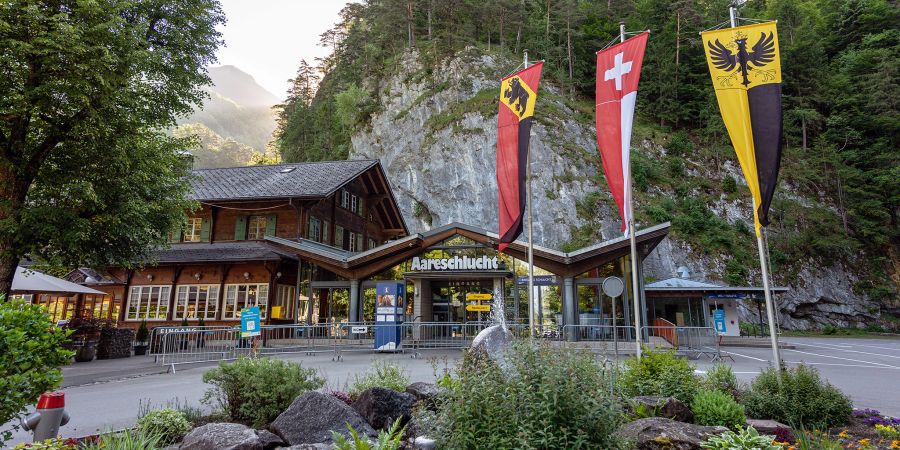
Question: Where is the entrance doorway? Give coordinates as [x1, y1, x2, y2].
[430, 279, 494, 323]
[307, 287, 349, 324]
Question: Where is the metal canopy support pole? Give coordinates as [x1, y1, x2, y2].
[349, 279, 360, 323]
[524, 49, 536, 338]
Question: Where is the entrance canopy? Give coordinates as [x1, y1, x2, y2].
[266, 221, 670, 280]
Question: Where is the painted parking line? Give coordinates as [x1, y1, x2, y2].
[843, 342, 900, 352]
[801, 340, 900, 360]
[723, 350, 768, 362]
[783, 348, 900, 369]
[784, 361, 900, 370]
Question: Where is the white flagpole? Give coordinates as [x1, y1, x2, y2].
[729, 3, 782, 369]
[620, 21, 643, 359]
[524, 50, 536, 338]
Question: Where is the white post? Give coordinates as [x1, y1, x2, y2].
[754, 199, 782, 368]
[523, 49, 536, 338]
[729, 5, 738, 27]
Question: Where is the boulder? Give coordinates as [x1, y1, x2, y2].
[629, 396, 694, 423]
[612, 417, 728, 450]
[180, 423, 262, 450]
[470, 324, 513, 364]
[285, 445, 331, 450]
[352, 387, 416, 430]
[405, 382, 442, 405]
[272, 391, 375, 445]
[255, 430, 285, 449]
[746, 419, 793, 440]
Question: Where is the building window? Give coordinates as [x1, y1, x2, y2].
[368, 238, 377, 250]
[350, 194, 358, 215]
[175, 285, 219, 320]
[81, 294, 118, 320]
[247, 215, 267, 240]
[184, 217, 203, 242]
[341, 189, 350, 208]
[348, 232, 358, 252]
[10, 294, 33, 302]
[322, 221, 330, 244]
[223, 284, 269, 320]
[308, 217, 321, 242]
[356, 233, 364, 252]
[335, 225, 344, 248]
[35, 294, 75, 323]
[273, 284, 295, 319]
[126, 286, 171, 321]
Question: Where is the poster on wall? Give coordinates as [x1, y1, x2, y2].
[374, 282, 404, 351]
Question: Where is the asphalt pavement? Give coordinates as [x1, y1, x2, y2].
[3, 336, 898, 445]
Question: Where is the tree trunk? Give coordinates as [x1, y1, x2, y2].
[566, 7, 573, 98]
[515, 24, 521, 53]
[545, 0, 551, 39]
[407, 2, 416, 47]
[499, 15, 504, 49]
[802, 117, 808, 151]
[0, 164, 30, 298]
[427, 1, 432, 40]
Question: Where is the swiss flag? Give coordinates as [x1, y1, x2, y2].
[596, 32, 648, 233]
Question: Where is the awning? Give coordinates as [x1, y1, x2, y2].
[11, 266, 106, 295]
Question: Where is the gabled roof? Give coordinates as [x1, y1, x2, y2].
[12, 267, 106, 295]
[646, 276, 788, 293]
[189, 160, 379, 201]
[154, 241, 298, 264]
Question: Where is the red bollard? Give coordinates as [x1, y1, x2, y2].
[22, 392, 70, 443]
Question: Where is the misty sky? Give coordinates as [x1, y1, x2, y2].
[214, 0, 353, 100]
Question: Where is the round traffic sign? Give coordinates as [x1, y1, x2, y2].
[602, 277, 625, 298]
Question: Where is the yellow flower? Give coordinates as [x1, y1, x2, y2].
[839, 430, 852, 439]
[858, 438, 871, 446]
[891, 439, 900, 449]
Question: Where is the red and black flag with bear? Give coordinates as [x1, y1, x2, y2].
[496, 62, 544, 251]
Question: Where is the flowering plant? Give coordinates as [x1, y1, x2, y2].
[13, 437, 77, 450]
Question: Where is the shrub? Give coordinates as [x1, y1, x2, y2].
[332, 418, 404, 450]
[79, 429, 163, 450]
[136, 408, 191, 445]
[704, 363, 742, 400]
[692, 389, 747, 430]
[618, 347, 701, 404]
[421, 341, 624, 449]
[722, 175, 738, 194]
[135, 320, 149, 343]
[12, 437, 78, 450]
[700, 426, 780, 450]
[349, 361, 410, 400]
[0, 298, 73, 443]
[741, 365, 852, 429]
[202, 357, 323, 427]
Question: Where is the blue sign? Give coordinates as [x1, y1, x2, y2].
[713, 309, 726, 334]
[516, 275, 557, 286]
[374, 282, 404, 351]
[241, 306, 261, 338]
[707, 293, 748, 299]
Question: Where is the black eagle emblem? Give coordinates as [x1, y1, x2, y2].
[708, 32, 776, 86]
[503, 77, 530, 117]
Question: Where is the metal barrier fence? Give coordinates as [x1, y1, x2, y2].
[147, 322, 725, 368]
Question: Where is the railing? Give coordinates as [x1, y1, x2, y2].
[651, 318, 678, 346]
[643, 325, 724, 360]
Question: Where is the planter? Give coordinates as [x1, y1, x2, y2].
[134, 344, 149, 356]
[74, 341, 98, 362]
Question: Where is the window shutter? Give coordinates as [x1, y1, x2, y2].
[200, 217, 211, 242]
[234, 215, 247, 240]
[168, 228, 182, 243]
[265, 213, 277, 237]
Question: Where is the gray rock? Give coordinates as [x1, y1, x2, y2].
[612, 417, 728, 450]
[469, 324, 512, 364]
[746, 419, 792, 439]
[405, 382, 441, 404]
[285, 445, 331, 450]
[629, 396, 694, 423]
[412, 436, 436, 450]
[255, 429, 285, 449]
[272, 391, 375, 445]
[352, 387, 416, 430]
[180, 423, 262, 450]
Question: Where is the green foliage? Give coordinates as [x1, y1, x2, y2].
[0, 299, 73, 443]
[136, 408, 191, 445]
[692, 389, 747, 431]
[349, 361, 410, 400]
[700, 426, 780, 450]
[704, 364, 742, 400]
[201, 357, 324, 428]
[135, 320, 149, 343]
[12, 437, 77, 450]
[741, 365, 852, 429]
[0, 0, 222, 284]
[421, 341, 624, 449]
[618, 347, 701, 404]
[722, 176, 738, 194]
[332, 418, 405, 450]
[79, 429, 163, 450]
[667, 131, 694, 157]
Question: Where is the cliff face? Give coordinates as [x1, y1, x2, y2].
[350, 49, 882, 330]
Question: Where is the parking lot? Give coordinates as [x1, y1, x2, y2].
[3, 335, 898, 445]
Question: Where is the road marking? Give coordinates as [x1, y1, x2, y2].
[783, 360, 899, 369]
[725, 350, 768, 362]
[803, 341, 900, 360]
[844, 343, 900, 352]
[783, 348, 900, 369]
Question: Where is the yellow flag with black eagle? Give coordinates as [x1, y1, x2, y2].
[702, 22, 783, 236]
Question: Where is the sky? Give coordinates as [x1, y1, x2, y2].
[214, 0, 353, 100]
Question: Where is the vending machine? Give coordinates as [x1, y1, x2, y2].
[374, 281, 404, 351]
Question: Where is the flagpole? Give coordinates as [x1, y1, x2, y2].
[524, 49, 536, 339]
[617, 21, 643, 359]
[728, 2, 782, 370]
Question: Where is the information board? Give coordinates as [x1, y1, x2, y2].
[240, 306, 261, 338]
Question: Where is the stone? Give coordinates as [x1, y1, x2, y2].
[746, 419, 793, 440]
[412, 436, 436, 450]
[612, 417, 728, 450]
[629, 396, 694, 423]
[352, 387, 416, 430]
[96, 327, 134, 359]
[272, 391, 375, 445]
[180, 423, 262, 450]
[405, 382, 441, 407]
[285, 445, 330, 450]
[469, 324, 513, 364]
[255, 430, 285, 449]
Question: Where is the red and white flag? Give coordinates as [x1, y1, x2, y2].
[596, 32, 648, 233]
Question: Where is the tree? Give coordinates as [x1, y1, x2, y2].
[0, 0, 225, 295]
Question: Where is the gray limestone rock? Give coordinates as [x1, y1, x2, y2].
[272, 391, 375, 446]
[351, 387, 416, 430]
[629, 396, 695, 423]
[469, 324, 512, 364]
[179, 423, 262, 450]
[746, 419, 792, 440]
[612, 417, 728, 450]
[255, 429, 285, 449]
[405, 382, 442, 407]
